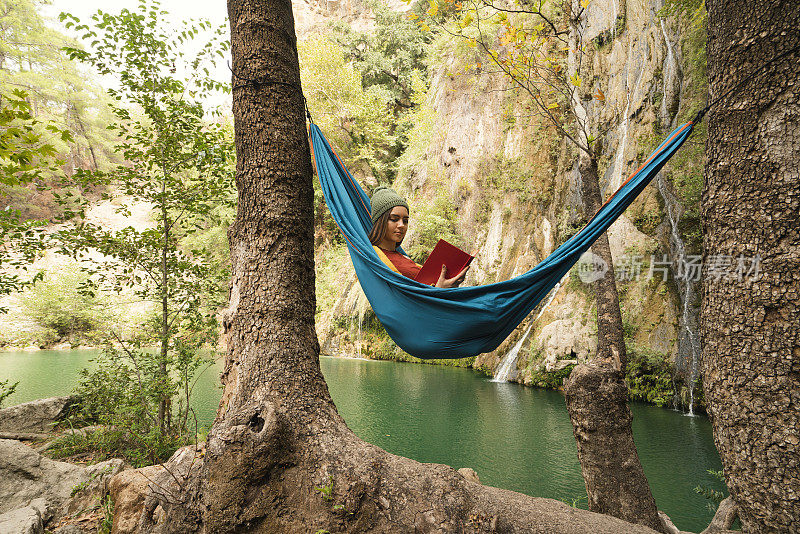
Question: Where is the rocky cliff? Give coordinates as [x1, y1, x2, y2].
[307, 0, 705, 408]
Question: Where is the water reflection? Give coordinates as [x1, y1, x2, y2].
[0, 350, 723, 531]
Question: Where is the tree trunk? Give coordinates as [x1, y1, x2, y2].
[158, 184, 170, 434]
[133, 1, 670, 532]
[703, 0, 800, 531]
[577, 154, 627, 371]
[563, 153, 664, 532]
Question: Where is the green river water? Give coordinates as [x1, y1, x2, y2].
[0, 349, 724, 531]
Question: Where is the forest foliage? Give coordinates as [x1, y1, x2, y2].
[54, 0, 233, 460]
[0, 0, 111, 307]
[1, 0, 235, 462]
[0, 0, 711, 440]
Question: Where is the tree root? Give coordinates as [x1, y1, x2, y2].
[128, 401, 667, 534]
[701, 497, 738, 534]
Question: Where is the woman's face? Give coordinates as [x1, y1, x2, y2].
[384, 206, 410, 246]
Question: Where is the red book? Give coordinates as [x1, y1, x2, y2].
[414, 239, 475, 286]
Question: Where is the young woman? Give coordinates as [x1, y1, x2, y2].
[368, 186, 468, 288]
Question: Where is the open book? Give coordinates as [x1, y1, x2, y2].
[414, 239, 475, 286]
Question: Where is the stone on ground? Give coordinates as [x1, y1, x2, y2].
[0, 396, 79, 433]
[108, 465, 163, 534]
[0, 439, 123, 532]
[0, 498, 48, 534]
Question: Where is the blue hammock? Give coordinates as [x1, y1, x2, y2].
[311, 121, 695, 358]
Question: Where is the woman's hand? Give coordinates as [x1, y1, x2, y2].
[435, 264, 470, 288]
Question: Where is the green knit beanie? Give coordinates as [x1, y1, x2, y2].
[370, 186, 409, 225]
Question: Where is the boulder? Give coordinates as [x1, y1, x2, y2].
[0, 498, 48, 534]
[111, 445, 204, 533]
[0, 439, 123, 526]
[60, 460, 125, 518]
[108, 465, 163, 534]
[0, 396, 79, 433]
[0, 439, 85, 516]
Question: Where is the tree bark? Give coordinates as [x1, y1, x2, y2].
[132, 1, 671, 532]
[703, 0, 800, 531]
[158, 194, 170, 434]
[577, 154, 627, 371]
[563, 153, 664, 532]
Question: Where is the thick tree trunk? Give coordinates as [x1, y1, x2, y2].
[703, 0, 800, 531]
[563, 153, 664, 532]
[132, 1, 671, 532]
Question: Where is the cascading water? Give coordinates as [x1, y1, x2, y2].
[607, 41, 646, 194]
[656, 178, 701, 415]
[491, 280, 564, 382]
[659, 20, 682, 127]
[611, 0, 619, 37]
[655, 17, 699, 414]
[354, 291, 369, 360]
[357, 310, 363, 359]
[491, 323, 534, 383]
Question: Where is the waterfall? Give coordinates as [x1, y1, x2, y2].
[655, 17, 697, 413]
[491, 280, 564, 383]
[355, 292, 368, 360]
[659, 20, 682, 127]
[491, 323, 534, 383]
[611, 0, 619, 37]
[357, 311, 363, 359]
[608, 42, 646, 193]
[656, 177, 701, 415]
[659, 20, 675, 121]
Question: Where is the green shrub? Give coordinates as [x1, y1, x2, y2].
[622, 315, 639, 340]
[66, 339, 210, 466]
[523, 347, 682, 409]
[624, 345, 675, 407]
[473, 364, 494, 377]
[46, 425, 184, 468]
[528, 364, 576, 389]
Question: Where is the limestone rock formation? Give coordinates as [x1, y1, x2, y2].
[0, 396, 79, 434]
[0, 439, 123, 532]
[0, 498, 48, 534]
[107, 465, 164, 534]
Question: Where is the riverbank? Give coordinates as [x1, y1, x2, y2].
[1, 343, 98, 353]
